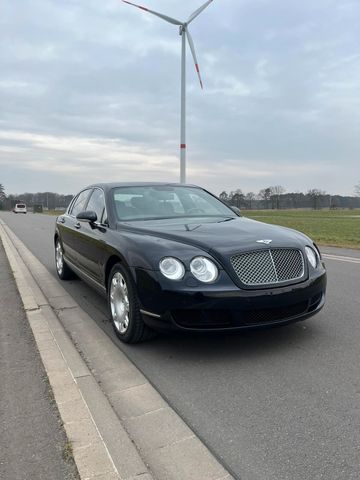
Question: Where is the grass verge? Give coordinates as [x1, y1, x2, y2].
[40, 210, 66, 216]
[243, 209, 360, 250]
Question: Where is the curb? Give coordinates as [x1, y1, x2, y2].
[0, 219, 235, 480]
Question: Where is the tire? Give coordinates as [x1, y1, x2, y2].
[55, 238, 74, 280]
[108, 263, 155, 344]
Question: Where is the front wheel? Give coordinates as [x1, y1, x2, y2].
[108, 263, 155, 343]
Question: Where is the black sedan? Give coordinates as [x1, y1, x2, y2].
[54, 183, 326, 343]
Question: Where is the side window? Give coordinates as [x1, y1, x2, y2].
[86, 189, 106, 223]
[70, 190, 91, 217]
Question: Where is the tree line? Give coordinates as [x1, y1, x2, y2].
[1, 182, 360, 211]
[0, 186, 73, 211]
[219, 184, 360, 210]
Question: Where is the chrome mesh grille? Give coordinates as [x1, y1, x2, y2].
[230, 249, 304, 286]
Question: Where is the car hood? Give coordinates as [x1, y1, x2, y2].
[119, 217, 309, 256]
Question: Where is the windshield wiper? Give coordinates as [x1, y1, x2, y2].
[217, 217, 236, 223]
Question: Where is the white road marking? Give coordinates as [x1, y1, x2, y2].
[323, 254, 360, 264]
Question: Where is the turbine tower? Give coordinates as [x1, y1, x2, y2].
[122, 0, 214, 183]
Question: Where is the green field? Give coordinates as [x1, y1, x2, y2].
[41, 210, 66, 216]
[244, 209, 360, 249]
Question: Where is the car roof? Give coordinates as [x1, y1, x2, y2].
[86, 182, 201, 192]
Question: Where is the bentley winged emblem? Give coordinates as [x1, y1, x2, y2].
[256, 239, 272, 245]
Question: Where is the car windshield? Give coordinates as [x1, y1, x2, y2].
[112, 185, 235, 221]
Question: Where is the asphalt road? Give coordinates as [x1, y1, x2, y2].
[1, 211, 359, 480]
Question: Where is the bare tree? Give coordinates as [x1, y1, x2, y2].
[230, 189, 245, 209]
[258, 187, 272, 209]
[270, 185, 286, 209]
[307, 189, 326, 209]
[245, 192, 256, 210]
[0, 184, 5, 210]
[219, 191, 229, 202]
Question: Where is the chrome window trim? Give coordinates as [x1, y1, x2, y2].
[67, 188, 92, 218]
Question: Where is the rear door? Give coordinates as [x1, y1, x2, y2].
[58, 189, 92, 267]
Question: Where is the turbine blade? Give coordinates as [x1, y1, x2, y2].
[186, 28, 204, 89]
[122, 1, 183, 25]
[187, 0, 213, 24]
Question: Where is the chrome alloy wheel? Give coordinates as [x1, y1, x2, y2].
[56, 241, 64, 275]
[110, 272, 130, 334]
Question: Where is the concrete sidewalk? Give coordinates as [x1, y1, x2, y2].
[0, 238, 79, 480]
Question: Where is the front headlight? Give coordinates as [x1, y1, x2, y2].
[305, 246, 318, 268]
[313, 243, 322, 260]
[159, 257, 185, 280]
[190, 256, 218, 283]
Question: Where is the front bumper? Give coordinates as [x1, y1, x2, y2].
[134, 267, 327, 332]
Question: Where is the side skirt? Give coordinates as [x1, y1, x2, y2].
[64, 257, 107, 297]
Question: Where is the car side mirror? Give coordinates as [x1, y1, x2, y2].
[76, 211, 97, 223]
[230, 206, 241, 216]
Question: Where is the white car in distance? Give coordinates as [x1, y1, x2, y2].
[13, 203, 27, 214]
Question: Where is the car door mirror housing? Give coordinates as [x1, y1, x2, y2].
[76, 211, 98, 223]
[230, 206, 241, 216]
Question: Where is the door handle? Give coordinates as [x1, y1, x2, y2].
[74, 222, 81, 229]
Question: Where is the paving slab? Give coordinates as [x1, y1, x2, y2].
[109, 383, 167, 419]
[123, 407, 194, 451]
[141, 436, 231, 480]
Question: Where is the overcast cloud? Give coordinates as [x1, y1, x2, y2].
[1, 0, 359, 195]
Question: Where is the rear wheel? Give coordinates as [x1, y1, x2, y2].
[108, 263, 155, 343]
[55, 238, 74, 280]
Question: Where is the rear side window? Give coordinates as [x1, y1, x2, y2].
[86, 188, 106, 223]
[70, 190, 91, 217]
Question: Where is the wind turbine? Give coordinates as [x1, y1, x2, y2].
[122, 0, 214, 183]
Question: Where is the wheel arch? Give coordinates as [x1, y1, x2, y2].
[105, 254, 132, 292]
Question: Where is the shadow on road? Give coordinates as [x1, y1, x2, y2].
[121, 316, 324, 364]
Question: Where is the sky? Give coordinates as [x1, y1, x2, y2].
[1, 0, 359, 196]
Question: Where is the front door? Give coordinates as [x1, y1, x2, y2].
[75, 188, 108, 284]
